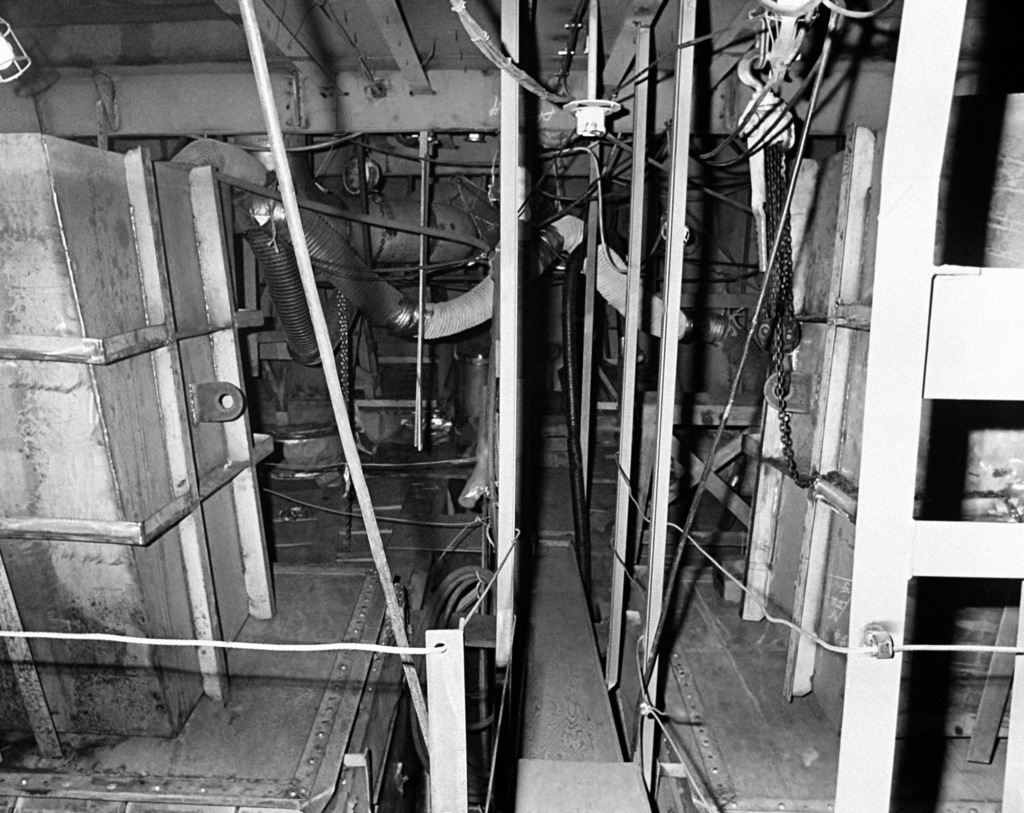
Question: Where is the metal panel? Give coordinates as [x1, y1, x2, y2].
[426, 629, 468, 813]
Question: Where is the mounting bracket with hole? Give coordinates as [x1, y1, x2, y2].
[189, 382, 246, 424]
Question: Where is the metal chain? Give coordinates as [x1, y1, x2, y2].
[762, 146, 814, 488]
[963, 490, 1024, 523]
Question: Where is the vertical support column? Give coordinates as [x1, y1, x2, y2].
[427, 629, 469, 813]
[179, 513, 229, 702]
[607, 22, 651, 691]
[641, 0, 696, 779]
[580, 159, 599, 492]
[415, 130, 431, 451]
[495, 0, 522, 669]
[834, 2, 966, 811]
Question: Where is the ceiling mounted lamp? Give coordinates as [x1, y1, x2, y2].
[0, 16, 31, 83]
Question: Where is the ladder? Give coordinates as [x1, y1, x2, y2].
[834, 2, 1024, 811]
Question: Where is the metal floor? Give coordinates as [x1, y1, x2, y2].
[0, 566, 398, 812]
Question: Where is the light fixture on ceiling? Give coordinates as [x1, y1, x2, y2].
[0, 16, 31, 83]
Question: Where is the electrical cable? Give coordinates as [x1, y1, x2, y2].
[217, 173, 492, 253]
[613, 20, 753, 99]
[821, 0, 896, 19]
[461, 530, 519, 626]
[641, 8, 840, 689]
[236, 133, 363, 154]
[698, 50, 824, 169]
[353, 138, 500, 169]
[360, 456, 479, 469]
[264, 488, 485, 528]
[554, 0, 589, 93]
[602, 134, 756, 216]
[633, 637, 718, 813]
[450, 0, 573, 106]
[0, 629, 445, 656]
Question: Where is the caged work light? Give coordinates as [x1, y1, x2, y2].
[0, 16, 30, 83]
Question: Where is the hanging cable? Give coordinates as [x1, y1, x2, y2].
[450, 0, 573, 106]
[554, 0, 589, 93]
[265, 488, 487, 529]
[612, 19, 753, 100]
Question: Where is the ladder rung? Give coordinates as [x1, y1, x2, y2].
[912, 520, 1024, 578]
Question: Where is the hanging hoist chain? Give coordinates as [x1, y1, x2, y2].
[761, 145, 814, 489]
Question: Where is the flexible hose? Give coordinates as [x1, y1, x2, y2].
[245, 226, 321, 364]
[300, 210, 422, 335]
[561, 248, 592, 600]
[595, 245, 729, 344]
[171, 138, 270, 185]
[244, 225, 346, 365]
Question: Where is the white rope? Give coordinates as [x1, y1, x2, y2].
[0, 629, 444, 656]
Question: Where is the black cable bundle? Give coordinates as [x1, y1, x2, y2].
[561, 248, 592, 601]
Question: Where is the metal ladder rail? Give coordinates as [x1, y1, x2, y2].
[834, 2, 1024, 811]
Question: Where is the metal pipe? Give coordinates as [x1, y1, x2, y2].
[587, 0, 599, 100]
[415, 131, 430, 450]
[607, 23, 651, 692]
[237, 0, 430, 742]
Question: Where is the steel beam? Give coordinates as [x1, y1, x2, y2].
[214, 0, 338, 127]
[602, 0, 662, 93]
[607, 23, 651, 692]
[641, 0, 696, 782]
[361, 0, 433, 95]
[494, 0, 523, 670]
[0, 64, 896, 138]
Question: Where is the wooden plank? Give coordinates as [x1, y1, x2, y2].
[361, 0, 432, 95]
[0, 548, 61, 758]
[967, 603, 1018, 764]
[1005, 584, 1024, 813]
[786, 127, 877, 699]
[212, 0, 337, 126]
[426, 629, 468, 813]
[741, 411, 783, 622]
[686, 452, 750, 526]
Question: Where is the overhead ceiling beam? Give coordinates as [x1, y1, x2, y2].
[602, 0, 664, 93]
[213, 0, 338, 127]
[361, 0, 433, 96]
